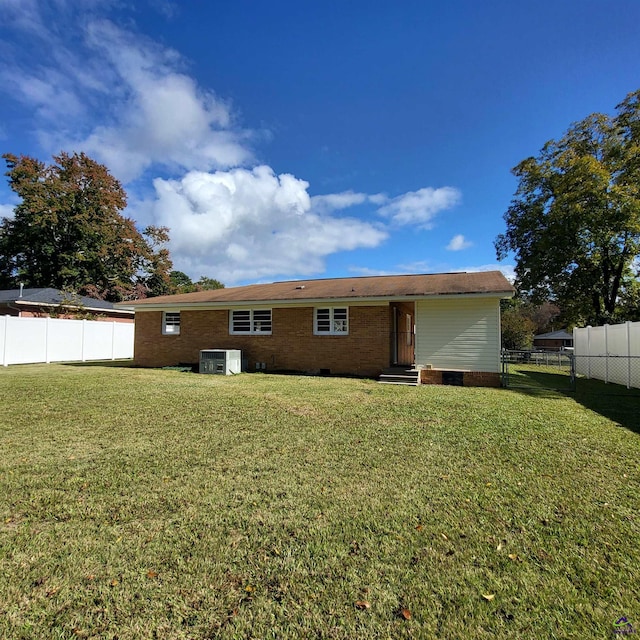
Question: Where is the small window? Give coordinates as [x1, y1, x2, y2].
[314, 307, 348, 335]
[230, 309, 272, 335]
[163, 311, 180, 335]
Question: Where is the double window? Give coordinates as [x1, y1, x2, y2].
[163, 311, 181, 335]
[314, 307, 348, 335]
[230, 309, 272, 335]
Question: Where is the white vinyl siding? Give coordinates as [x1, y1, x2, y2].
[162, 311, 180, 335]
[314, 307, 348, 335]
[415, 297, 501, 372]
[230, 309, 272, 335]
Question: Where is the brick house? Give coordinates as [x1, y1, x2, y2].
[123, 271, 514, 386]
[533, 330, 573, 351]
[0, 288, 134, 323]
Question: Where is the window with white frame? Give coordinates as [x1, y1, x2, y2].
[314, 307, 348, 335]
[163, 311, 181, 335]
[230, 309, 272, 335]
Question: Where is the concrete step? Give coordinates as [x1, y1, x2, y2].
[378, 369, 420, 386]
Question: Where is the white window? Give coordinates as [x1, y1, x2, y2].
[314, 307, 348, 335]
[230, 309, 272, 335]
[163, 311, 180, 335]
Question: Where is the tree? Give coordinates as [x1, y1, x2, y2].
[195, 276, 224, 291]
[500, 299, 538, 350]
[496, 89, 640, 326]
[169, 270, 195, 292]
[0, 152, 173, 301]
[168, 271, 225, 294]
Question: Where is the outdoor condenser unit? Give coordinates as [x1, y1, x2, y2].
[199, 349, 242, 375]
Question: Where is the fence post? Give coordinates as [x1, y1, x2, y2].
[586, 326, 591, 379]
[81, 319, 86, 362]
[2, 315, 8, 367]
[111, 321, 116, 360]
[45, 316, 50, 363]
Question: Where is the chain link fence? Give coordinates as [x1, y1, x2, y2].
[574, 354, 640, 390]
[502, 350, 640, 393]
[501, 350, 575, 392]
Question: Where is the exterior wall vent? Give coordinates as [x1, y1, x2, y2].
[199, 349, 242, 375]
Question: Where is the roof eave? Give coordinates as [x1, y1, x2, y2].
[12, 300, 134, 315]
[122, 290, 514, 311]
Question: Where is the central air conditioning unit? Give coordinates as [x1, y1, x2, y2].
[199, 349, 242, 375]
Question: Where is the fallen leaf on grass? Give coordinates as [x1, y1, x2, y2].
[245, 585, 255, 593]
[497, 542, 504, 551]
[508, 553, 518, 560]
[441, 533, 448, 540]
[482, 594, 495, 601]
[415, 525, 423, 531]
[146, 570, 158, 579]
[399, 607, 412, 620]
[354, 600, 371, 610]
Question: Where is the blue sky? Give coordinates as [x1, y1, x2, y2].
[1, 0, 639, 286]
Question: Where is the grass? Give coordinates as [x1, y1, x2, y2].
[0, 364, 639, 639]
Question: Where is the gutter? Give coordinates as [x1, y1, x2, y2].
[120, 290, 515, 312]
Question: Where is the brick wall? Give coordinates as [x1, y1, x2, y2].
[134, 305, 391, 377]
[420, 369, 501, 387]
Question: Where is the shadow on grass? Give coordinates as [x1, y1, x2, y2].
[507, 367, 574, 392]
[573, 377, 640, 435]
[60, 359, 135, 368]
[506, 366, 640, 434]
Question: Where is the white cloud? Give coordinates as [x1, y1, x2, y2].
[0, 14, 254, 183]
[446, 234, 473, 251]
[311, 190, 386, 213]
[378, 186, 461, 228]
[0, 203, 16, 220]
[74, 21, 254, 181]
[463, 263, 516, 283]
[0, 4, 470, 284]
[148, 166, 388, 283]
[347, 266, 396, 276]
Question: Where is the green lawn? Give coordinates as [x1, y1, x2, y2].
[0, 364, 639, 639]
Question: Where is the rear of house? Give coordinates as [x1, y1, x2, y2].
[123, 271, 514, 386]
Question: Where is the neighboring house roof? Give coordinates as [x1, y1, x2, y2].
[122, 271, 514, 308]
[0, 288, 134, 314]
[533, 330, 573, 341]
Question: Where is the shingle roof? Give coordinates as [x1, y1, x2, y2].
[123, 271, 514, 307]
[0, 288, 133, 312]
[534, 330, 573, 340]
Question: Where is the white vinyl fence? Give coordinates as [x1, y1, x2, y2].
[1, 315, 134, 366]
[574, 321, 640, 389]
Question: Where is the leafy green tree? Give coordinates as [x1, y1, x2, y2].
[195, 276, 224, 291]
[169, 270, 194, 292]
[0, 152, 173, 301]
[500, 299, 536, 350]
[168, 271, 224, 294]
[496, 89, 640, 326]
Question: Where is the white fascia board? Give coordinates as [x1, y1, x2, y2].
[127, 292, 511, 312]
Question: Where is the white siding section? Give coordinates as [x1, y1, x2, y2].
[415, 297, 501, 372]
